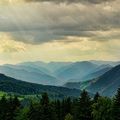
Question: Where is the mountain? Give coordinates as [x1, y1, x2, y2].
[55, 61, 98, 82]
[67, 64, 112, 83]
[90, 60, 120, 66]
[0, 65, 59, 86]
[20, 61, 72, 73]
[46, 62, 72, 72]
[0, 73, 81, 98]
[64, 80, 95, 90]
[79, 65, 112, 81]
[1, 61, 118, 87]
[18, 62, 52, 73]
[64, 65, 120, 96]
[4, 64, 50, 75]
[64, 82, 82, 89]
[0, 61, 98, 85]
[86, 64, 120, 96]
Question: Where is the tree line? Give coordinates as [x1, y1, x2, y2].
[0, 88, 120, 120]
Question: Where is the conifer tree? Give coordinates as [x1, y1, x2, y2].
[74, 90, 92, 120]
[40, 93, 57, 120]
[41, 92, 49, 106]
[28, 92, 57, 120]
[5, 95, 20, 120]
[27, 102, 40, 120]
[0, 95, 7, 120]
[112, 88, 120, 120]
[54, 100, 62, 120]
[65, 97, 72, 114]
[13, 96, 20, 109]
[61, 97, 72, 120]
[94, 92, 100, 103]
[92, 97, 113, 120]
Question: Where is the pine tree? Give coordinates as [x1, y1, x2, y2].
[94, 92, 100, 103]
[40, 93, 57, 120]
[0, 95, 7, 120]
[28, 93, 57, 120]
[92, 97, 113, 120]
[41, 92, 49, 106]
[61, 97, 72, 120]
[65, 97, 72, 114]
[5, 95, 20, 120]
[13, 96, 20, 109]
[72, 98, 78, 120]
[112, 88, 120, 120]
[74, 90, 92, 120]
[27, 102, 40, 120]
[54, 100, 62, 120]
[7, 96, 15, 120]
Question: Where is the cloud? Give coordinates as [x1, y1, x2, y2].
[0, 0, 120, 44]
[0, 0, 116, 5]
[25, 0, 115, 4]
[0, 0, 119, 63]
[0, 33, 26, 53]
[1, 38, 120, 64]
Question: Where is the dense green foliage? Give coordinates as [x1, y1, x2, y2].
[0, 89, 120, 120]
[0, 95, 20, 120]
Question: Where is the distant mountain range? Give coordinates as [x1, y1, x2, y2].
[64, 64, 120, 96]
[54, 61, 98, 82]
[78, 64, 112, 81]
[0, 62, 73, 85]
[19, 61, 72, 73]
[0, 60, 119, 86]
[0, 65, 59, 86]
[90, 60, 120, 66]
[0, 73, 81, 98]
[0, 60, 120, 97]
[87, 64, 120, 96]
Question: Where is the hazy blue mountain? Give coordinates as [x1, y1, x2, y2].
[0, 62, 73, 85]
[91, 64, 112, 71]
[64, 65, 114, 93]
[64, 80, 94, 90]
[3, 61, 98, 85]
[80, 65, 112, 81]
[0, 65, 59, 86]
[64, 82, 82, 89]
[19, 61, 72, 73]
[65, 64, 120, 97]
[18, 62, 51, 73]
[67, 64, 112, 83]
[46, 62, 72, 72]
[1, 61, 119, 88]
[86, 64, 120, 96]
[64, 65, 120, 96]
[55, 61, 98, 82]
[90, 60, 120, 66]
[4, 64, 49, 74]
[0, 73, 81, 98]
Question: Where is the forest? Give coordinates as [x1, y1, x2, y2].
[0, 88, 120, 120]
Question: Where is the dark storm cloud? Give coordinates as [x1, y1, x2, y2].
[0, 0, 120, 44]
[25, 0, 115, 4]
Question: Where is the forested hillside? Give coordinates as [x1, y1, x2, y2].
[0, 89, 120, 120]
[0, 73, 81, 98]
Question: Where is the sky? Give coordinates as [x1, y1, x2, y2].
[0, 0, 120, 64]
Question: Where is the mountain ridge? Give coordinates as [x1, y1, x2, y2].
[0, 73, 81, 98]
